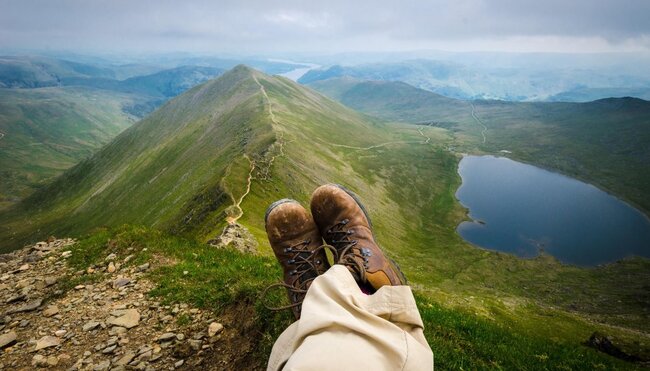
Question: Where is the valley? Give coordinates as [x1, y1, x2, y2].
[0, 65, 648, 369]
[308, 78, 650, 216]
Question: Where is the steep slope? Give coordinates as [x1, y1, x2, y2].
[308, 78, 650, 215]
[0, 86, 148, 208]
[0, 66, 269, 246]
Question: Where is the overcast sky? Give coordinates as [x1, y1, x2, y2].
[1, 0, 649, 55]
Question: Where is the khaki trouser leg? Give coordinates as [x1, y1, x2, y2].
[267, 265, 434, 371]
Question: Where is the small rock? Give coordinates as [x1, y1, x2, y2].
[136, 263, 150, 272]
[172, 342, 193, 359]
[157, 332, 176, 342]
[86, 267, 95, 274]
[32, 354, 47, 367]
[208, 322, 223, 337]
[74, 284, 85, 290]
[6, 298, 43, 314]
[93, 360, 111, 371]
[109, 326, 127, 336]
[176, 333, 185, 341]
[61, 251, 72, 258]
[55, 329, 67, 337]
[6, 293, 27, 303]
[35, 335, 61, 350]
[112, 277, 131, 289]
[107, 262, 116, 273]
[188, 339, 202, 351]
[16, 278, 33, 288]
[102, 344, 117, 354]
[116, 351, 135, 366]
[43, 305, 59, 317]
[82, 321, 100, 332]
[46, 356, 59, 367]
[174, 360, 184, 368]
[134, 350, 152, 363]
[44, 277, 57, 286]
[58, 353, 71, 362]
[18, 264, 30, 271]
[0, 331, 17, 348]
[107, 309, 140, 329]
[106, 336, 118, 346]
[105, 253, 117, 261]
[23, 253, 41, 263]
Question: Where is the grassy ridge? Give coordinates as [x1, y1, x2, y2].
[1, 67, 648, 368]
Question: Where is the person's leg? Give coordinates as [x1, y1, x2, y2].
[265, 185, 433, 370]
[268, 265, 433, 371]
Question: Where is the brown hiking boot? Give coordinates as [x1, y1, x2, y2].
[264, 199, 329, 319]
[310, 184, 407, 291]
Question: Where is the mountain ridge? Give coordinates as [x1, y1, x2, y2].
[1, 65, 649, 368]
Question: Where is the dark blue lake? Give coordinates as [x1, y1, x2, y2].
[456, 155, 650, 266]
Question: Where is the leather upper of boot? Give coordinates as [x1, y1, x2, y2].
[265, 199, 329, 319]
[310, 184, 407, 290]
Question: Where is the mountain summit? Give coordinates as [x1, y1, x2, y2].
[0, 65, 414, 254]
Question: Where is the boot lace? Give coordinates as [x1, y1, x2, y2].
[326, 219, 372, 283]
[262, 239, 329, 314]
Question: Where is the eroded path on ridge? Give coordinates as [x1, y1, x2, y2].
[224, 76, 285, 225]
[225, 154, 255, 224]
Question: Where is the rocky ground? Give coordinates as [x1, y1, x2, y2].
[0, 238, 237, 370]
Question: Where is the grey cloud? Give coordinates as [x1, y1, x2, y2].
[0, 0, 649, 53]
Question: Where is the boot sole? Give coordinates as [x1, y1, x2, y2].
[264, 198, 300, 226]
[329, 184, 408, 285]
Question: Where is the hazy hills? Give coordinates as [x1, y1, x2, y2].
[308, 77, 650, 215]
[0, 56, 115, 88]
[300, 59, 650, 102]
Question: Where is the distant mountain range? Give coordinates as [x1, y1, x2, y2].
[299, 59, 650, 101]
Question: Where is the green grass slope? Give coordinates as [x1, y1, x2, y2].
[0, 86, 150, 208]
[1, 66, 649, 368]
[308, 78, 650, 215]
